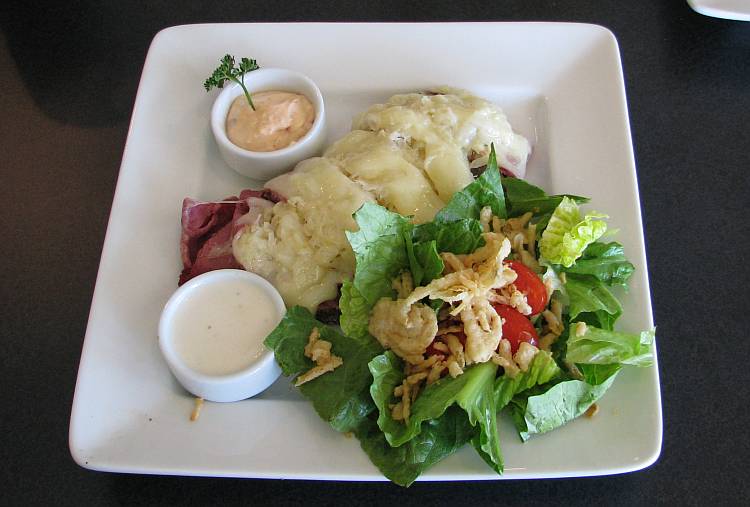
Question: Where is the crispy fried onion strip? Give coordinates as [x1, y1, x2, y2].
[491, 340, 539, 378]
[295, 327, 343, 386]
[369, 299, 438, 365]
[493, 212, 540, 272]
[369, 233, 516, 365]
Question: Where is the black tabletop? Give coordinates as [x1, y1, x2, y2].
[2, 1, 749, 505]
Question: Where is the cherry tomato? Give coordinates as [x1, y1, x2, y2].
[493, 304, 539, 353]
[506, 260, 548, 315]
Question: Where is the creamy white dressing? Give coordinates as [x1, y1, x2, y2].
[172, 280, 279, 376]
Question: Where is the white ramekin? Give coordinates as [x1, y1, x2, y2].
[210, 68, 326, 180]
[158, 269, 284, 402]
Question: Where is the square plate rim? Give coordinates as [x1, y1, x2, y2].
[69, 21, 663, 481]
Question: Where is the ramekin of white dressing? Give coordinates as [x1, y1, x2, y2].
[210, 68, 326, 181]
[158, 269, 284, 402]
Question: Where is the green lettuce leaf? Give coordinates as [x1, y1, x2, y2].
[508, 322, 653, 441]
[346, 201, 412, 253]
[412, 218, 484, 255]
[578, 363, 622, 385]
[266, 308, 476, 486]
[369, 352, 475, 445]
[340, 145, 528, 340]
[502, 177, 588, 221]
[264, 306, 383, 432]
[354, 406, 475, 487]
[339, 203, 414, 339]
[434, 145, 507, 222]
[264, 305, 322, 377]
[339, 281, 371, 340]
[368, 351, 406, 440]
[455, 361, 503, 473]
[509, 372, 618, 441]
[369, 352, 504, 474]
[565, 273, 622, 322]
[346, 203, 412, 308]
[410, 145, 508, 256]
[574, 310, 619, 331]
[561, 241, 635, 287]
[488, 351, 562, 454]
[502, 176, 546, 202]
[539, 196, 608, 267]
[405, 236, 444, 287]
[566, 325, 655, 367]
[494, 350, 562, 409]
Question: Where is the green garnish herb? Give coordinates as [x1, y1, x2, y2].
[203, 54, 260, 110]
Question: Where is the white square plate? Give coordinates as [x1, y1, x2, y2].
[70, 22, 662, 481]
[688, 0, 750, 21]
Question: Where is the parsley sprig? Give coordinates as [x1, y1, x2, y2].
[204, 54, 260, 110]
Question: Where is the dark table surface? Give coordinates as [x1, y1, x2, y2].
[2, 1, 749, 505]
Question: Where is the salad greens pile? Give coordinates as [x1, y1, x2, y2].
[264, 147, 654, 486]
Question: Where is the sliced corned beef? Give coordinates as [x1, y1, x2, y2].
[314, 284, 342, 325]
[178, 189, 285, 285]
[180, 197, 237, 271]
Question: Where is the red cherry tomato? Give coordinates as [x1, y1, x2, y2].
[506, 260, 548, 316]
[493, 304, 539, 353]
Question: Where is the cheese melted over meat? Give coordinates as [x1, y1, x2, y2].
[232, 88, 531, 311]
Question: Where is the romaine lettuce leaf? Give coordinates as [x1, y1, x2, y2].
[412, 218, 484, 255]
[509, 373, 618, 441]
[539, 196, 607, 267]
[405, 235, 444, 287]
[561, 241, 635, 287]
[339, 281, 371, 340]
[346, 203, 412, 308]
[578, 363, 622, 385]
[565, 273, 622, 322]
[265, 308, 476, 486]
[264, 306, 383, 432]
[508, 323, 653, 441]
[574, 310, 619, 331]
[339, 204, 414, 339]
[264, 305, 323, 377]
[434, 145, 507, 222]
[369, 352, 504, 474]
[346, 201, 412, 254]
[368, 351, 406, 439]
[369, 352, 495, 446]
[502, 177, 588, 222]
[566, 325, 655, 367]
[354, 406, 475, 487]
[455, 361, 503, 473]
[494, 350, 562, 409]
[501, 175, 546, 202]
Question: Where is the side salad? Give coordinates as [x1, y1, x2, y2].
[265, 147, 654, 486]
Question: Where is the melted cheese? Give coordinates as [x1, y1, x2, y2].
[232, 89, 531, 311]
[324, 130, 444, 224]
[354, 87, 531, 179]
[233, 158, 373, 310]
